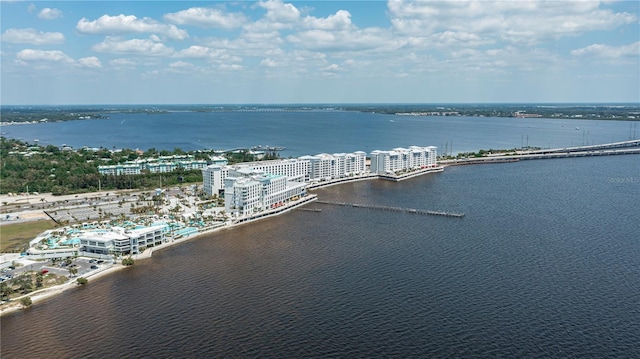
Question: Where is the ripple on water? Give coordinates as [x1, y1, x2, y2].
[1, 156, 639, 358]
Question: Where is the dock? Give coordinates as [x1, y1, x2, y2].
[316, 201, 464, 218]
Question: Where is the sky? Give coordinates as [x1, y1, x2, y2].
[1, 0, 639, 105]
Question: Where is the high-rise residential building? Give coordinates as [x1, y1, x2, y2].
[202, 158, 309, 196]
[370, 146, 438, 174]
[224, 168, 307, 217]
[202, 165, 229, 196]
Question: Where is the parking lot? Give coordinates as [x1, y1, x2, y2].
[1, 256, 113, 282]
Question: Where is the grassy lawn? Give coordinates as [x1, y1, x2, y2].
[0, 220, 58, 252]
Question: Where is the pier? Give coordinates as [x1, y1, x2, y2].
[316, 200, 464, 218]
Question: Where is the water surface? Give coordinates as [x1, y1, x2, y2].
[2, 155, 638, 358]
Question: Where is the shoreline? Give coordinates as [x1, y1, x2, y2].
[0, 171, 429, 316]
[0, 264, 127, 316]
[0, 193, 322, 317]
[5, 144, 639, 315]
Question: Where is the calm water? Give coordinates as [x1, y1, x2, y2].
[2, 155, 639, 358]
[3, 111, 637, 157]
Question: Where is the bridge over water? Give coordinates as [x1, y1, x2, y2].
[509, 139, 640, 155]
[442, 140, 640, 165]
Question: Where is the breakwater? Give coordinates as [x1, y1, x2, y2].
[316, 200, 465, 218]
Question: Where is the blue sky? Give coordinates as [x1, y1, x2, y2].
[1, 0, 638, 104]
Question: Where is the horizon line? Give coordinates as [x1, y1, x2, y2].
[2, 101, 640, 107]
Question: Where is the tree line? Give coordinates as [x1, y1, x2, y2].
[1, 137, 279, 195]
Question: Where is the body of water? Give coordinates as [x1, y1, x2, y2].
[2, 155, 639, 357]
[3, 111, 637, 157]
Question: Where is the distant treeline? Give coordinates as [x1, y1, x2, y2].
[0, 106, 167, 123]
[2, 104, 638, 124]
[340, 104, 640, 120]
[0, 137, 279, 195]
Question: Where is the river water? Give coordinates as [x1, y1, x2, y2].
[2, 154, 639, 357]
[3, 110, 637, 157]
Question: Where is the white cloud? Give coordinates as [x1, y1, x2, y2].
[258, 0, 300, 23]
[247, 0, 300, 32]
[164, 7, 247, 29]
[76, 14, 188, 40]
[260, 58, 279, 67]
[109, 58, 138, 67]
[199, 32, 284, 59]
[169, 61, 193, 68]
[38, 8, 62, 20]
[77, 56, 102, 68]
[174, 45, 212, 58]
[218, 63, 244, 71]
[16, 49, 74, 63]
[427, 31, 494, 48]
[302, 10, 352, 31]
[387, 0, 637, 45]
[571, 41, 640, 58]
[2, 28, 64, 45]
[14, 49, 104, 70]
[288, 27, 400, 52]
[92, 36, 174, 56]
[174, 45, 242, 63]
[324, 63, 340, 71]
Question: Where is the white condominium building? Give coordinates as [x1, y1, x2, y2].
[224, 168, 307, 217]
[245, 159, 309, 183]
[370, 146, 438, 174]
[335, 151, 367, 177]
[202, 165, 229, 196]
[202, 159, 309, 196]
[299, 151, 367, 182]
[298, 154, 336, 181]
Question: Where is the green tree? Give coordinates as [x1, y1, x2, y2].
[122, 257, 135, 266]
[68, 267, 78, 277]
[20, 296, 32, 308]
[16, 275, 34, 294]
[76, 277, 88, 285]
[35, 272, 44, 288]
[0, 282, 14, 300]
